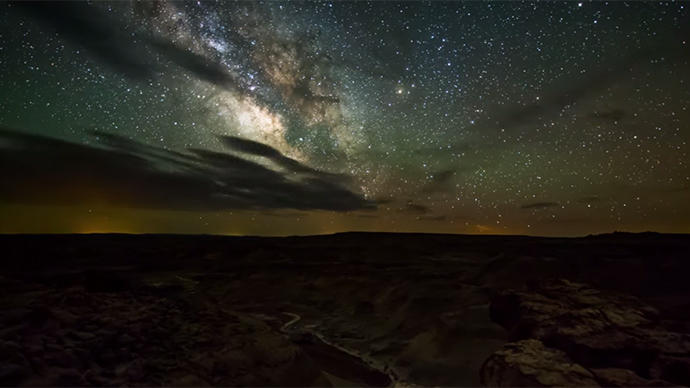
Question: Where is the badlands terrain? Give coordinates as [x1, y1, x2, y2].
[1, 232, 690, 387]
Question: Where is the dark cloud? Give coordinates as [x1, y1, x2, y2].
[591, 108, 626, 122]
[261, 211, 308, 218]
[355, 214, 380, 219]
[11, 1, 155, 80]
[430, 169, 455, 184]
[10, 0, 279, 119]
[663, 186, 690, 194]
[11, 1, 246, 94]
[397, 200, 430, 215]
[220, 135, 287, 159]
[0, 127, 374, 212]
[577, 196, 602, 203]
[219, 136, 344, 183]
[418, 215, 451, 222]
[146, 38, 245, 93]
[420, 169, 456, 194]
[486, 43, 689, 132]
[520, 202, 560, 210]
[13, 1, 345, 129]
[372, 197, 396, 206]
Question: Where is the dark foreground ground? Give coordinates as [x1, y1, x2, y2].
[1, 232, 690, 387]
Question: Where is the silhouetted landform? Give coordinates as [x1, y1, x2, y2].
[1, 232, 689, 387]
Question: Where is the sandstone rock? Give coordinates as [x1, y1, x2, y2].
[490, 279, 659, 340]
[54, 367, 87, 385]
[118, 333, 135, 346]
[355, 301, 376, 315]
[0, 364, 32, 386]
[69, 330, 95, 341]
[71, 347, 91, 363]
[483, 279, 690, 387]
[114, 363, 129, 378]
[83, 369, 109, 385]
[28, 305, 54, 324]
[83, 323, 99, 331]
[116, 347, 131, 360]
[17, 375, 60, 387]
[22, 343, 44, 357]
[650, 356, 690, 386]
[45, 343, 62, 352]
[123, 360, 146, 381]
[479, 339, 599, 387]
[97, 350, 118, 367]
[95, 328, 115, 338]
[170, 374, 210, 387]
[83, 270, 133, 293]
[592, 368, 676, 387]
[29, 357, 49, 375]
[53, 349, 83, 369]
[0, 339, 21, 352]
[53, 310, 78, 326]
[97, 316, 113, 326]
[489, 279, 690, 375]
[1, 281, 327, 388]
[2, 309, 31, 326]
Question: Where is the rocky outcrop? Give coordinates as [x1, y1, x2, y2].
[480, 339, 599, 387]
[0, 284, 329, 387]
[592, 367, 676, 387]
[481, 279, 690, 387]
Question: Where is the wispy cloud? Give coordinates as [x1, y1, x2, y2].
[520, 202, 560, 210]
[397, 200, 430, 215]
[577, 196, 602, 203]
[0, 127, 374, 212]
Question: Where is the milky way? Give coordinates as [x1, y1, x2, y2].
[0, 1, 689, 236]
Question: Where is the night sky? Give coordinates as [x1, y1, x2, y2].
[0, 1, 689, 236]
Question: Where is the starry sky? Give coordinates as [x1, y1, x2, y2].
[0, 1, 689, 236]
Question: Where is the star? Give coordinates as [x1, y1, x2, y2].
[0, 0, 687, 236]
